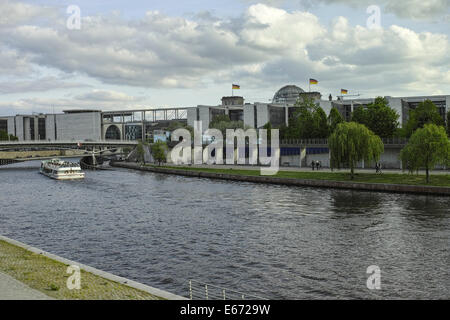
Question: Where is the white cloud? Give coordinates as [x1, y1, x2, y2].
[0, 1, 448, 108]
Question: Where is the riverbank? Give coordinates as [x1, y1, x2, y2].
[0, 235, 186, 300]
[111, 162, 450, 196]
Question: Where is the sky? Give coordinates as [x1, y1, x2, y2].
[0, 0, 449, 115]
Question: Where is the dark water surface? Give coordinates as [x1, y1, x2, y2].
[0, 162, 449, 299]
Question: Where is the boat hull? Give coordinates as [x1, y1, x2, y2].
[40, 170, 85, 180]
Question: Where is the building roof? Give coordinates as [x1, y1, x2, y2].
[272, 85, 305, 104]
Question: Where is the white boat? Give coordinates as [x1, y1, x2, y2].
[40, 159, 85, 180]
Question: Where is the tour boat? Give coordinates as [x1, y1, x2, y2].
[40, 159, 85, 180]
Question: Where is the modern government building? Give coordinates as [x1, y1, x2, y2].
[1, 85, 449, 142]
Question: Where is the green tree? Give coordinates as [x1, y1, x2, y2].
[351, 97, 399, 138]
[289, 97, 329, 139]
[312, 107, 329, 138]
[328, 107, 344, 135]
[151, 140, 168, 166]
[136, 140, 147, 164]
[404, 99, 444, 137]
[329, 122, 384, 179]
[400, 124, 450, 183]
[447, 111, 450, 137]
[209, 114, 231, 128]
[0, 130, 18, 141]
[167, 121, 194, 139]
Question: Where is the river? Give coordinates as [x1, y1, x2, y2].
[0, 161, 448, 299]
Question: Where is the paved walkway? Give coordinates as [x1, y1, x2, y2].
[0, 273, 53, 300]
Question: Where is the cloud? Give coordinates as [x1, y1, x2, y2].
[245, 0, 450, 20]
[0, 76, 91, 94]
[74, 90, 144, 102]
[0, 1, 448, 104]
[0, 0, 56, 27]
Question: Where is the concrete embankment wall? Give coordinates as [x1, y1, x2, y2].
[111, 162, 450, 197]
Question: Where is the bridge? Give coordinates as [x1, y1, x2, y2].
[0, 140, 138, 166]
[0, 140, 138, 150]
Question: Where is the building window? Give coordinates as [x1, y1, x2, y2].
[38, 118, 46, 140]
[105, 125, 121, 140]
[0, 119, 7, 133]
[268, 106, 285, 127]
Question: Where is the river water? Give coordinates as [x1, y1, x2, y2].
[0, 162, 448, 299]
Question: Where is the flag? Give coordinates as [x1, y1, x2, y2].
[232, 84, 240, 90]
[341, 89, 348, 95]
[309, 79, 318, 85]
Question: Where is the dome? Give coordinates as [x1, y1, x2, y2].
[272, 85, 305, 104]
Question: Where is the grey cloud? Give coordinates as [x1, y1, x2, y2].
[0, 76, 91, 94]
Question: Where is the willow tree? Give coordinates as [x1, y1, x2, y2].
[329, 122, 384, 179]
[400, 124, 450, 183]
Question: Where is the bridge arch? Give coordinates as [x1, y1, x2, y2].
[104, 124, 122, 140]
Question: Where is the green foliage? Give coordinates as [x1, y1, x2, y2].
[447, 111, 450, 137]
[209, 114, 249, 136]
[151, 140, 168, 165]
[167, 121, 194, 139]
[136, 140, 147, 164]
[313, 107, 329, 138]
[351, 97, 399, 138]
[400, 124, 450, 183]
[404, 100, 444, 137]
[209, 114, 231, 128]
[328, 107, 344, 135]
[288, 97, 330, 139]
[329, 122, 384, 179]
[0, 130, 18, 141]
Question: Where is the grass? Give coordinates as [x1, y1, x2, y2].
[0, 240, 164, 300]
[147, 165, 450, 187]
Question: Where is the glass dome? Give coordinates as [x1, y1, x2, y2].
[272, 85, 305, 104]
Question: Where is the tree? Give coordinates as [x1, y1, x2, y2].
[167, 121, 194, 139]
[404, 99, 444, 137]
[289, 97, 329, 139]
[312, 107, 329, 138]
[209, 114, 231, 128]
[151, 140, 168, 166]
[400, 124, 450, 183]
[447, 111, 450, 137]
[329, 122, 384, 179]
[351, 97, 399, 138]
[328, 107, 344, 135]
[209, 114, 250, 137]
[136, 140, 147, 164]
[0, 130, 18, 141]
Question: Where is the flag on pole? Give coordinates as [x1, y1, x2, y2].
[232, 84, 240, 90]
[341, 89, 348, 95]
[309, 79, 318, 85]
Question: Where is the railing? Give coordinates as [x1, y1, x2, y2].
[188, 280, 267, 300]
[281, 137, 409, 146]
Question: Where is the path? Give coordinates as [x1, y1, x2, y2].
[0, 272, 53, 300]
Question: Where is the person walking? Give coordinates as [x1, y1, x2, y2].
[311, 161, 315, 171]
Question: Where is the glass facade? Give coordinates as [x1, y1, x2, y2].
[0, 119, 7, 133]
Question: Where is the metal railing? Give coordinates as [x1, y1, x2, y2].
[281, 137, 409, 146]
[188, 280, 267, 300]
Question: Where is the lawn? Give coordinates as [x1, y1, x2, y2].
[151, 165, 450, 187]
[0, 240, 164, 300]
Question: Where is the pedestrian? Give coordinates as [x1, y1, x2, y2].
[311, 160, 315, 171]
[378, 162, 382, 174]
[375, 163, 379, 173]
